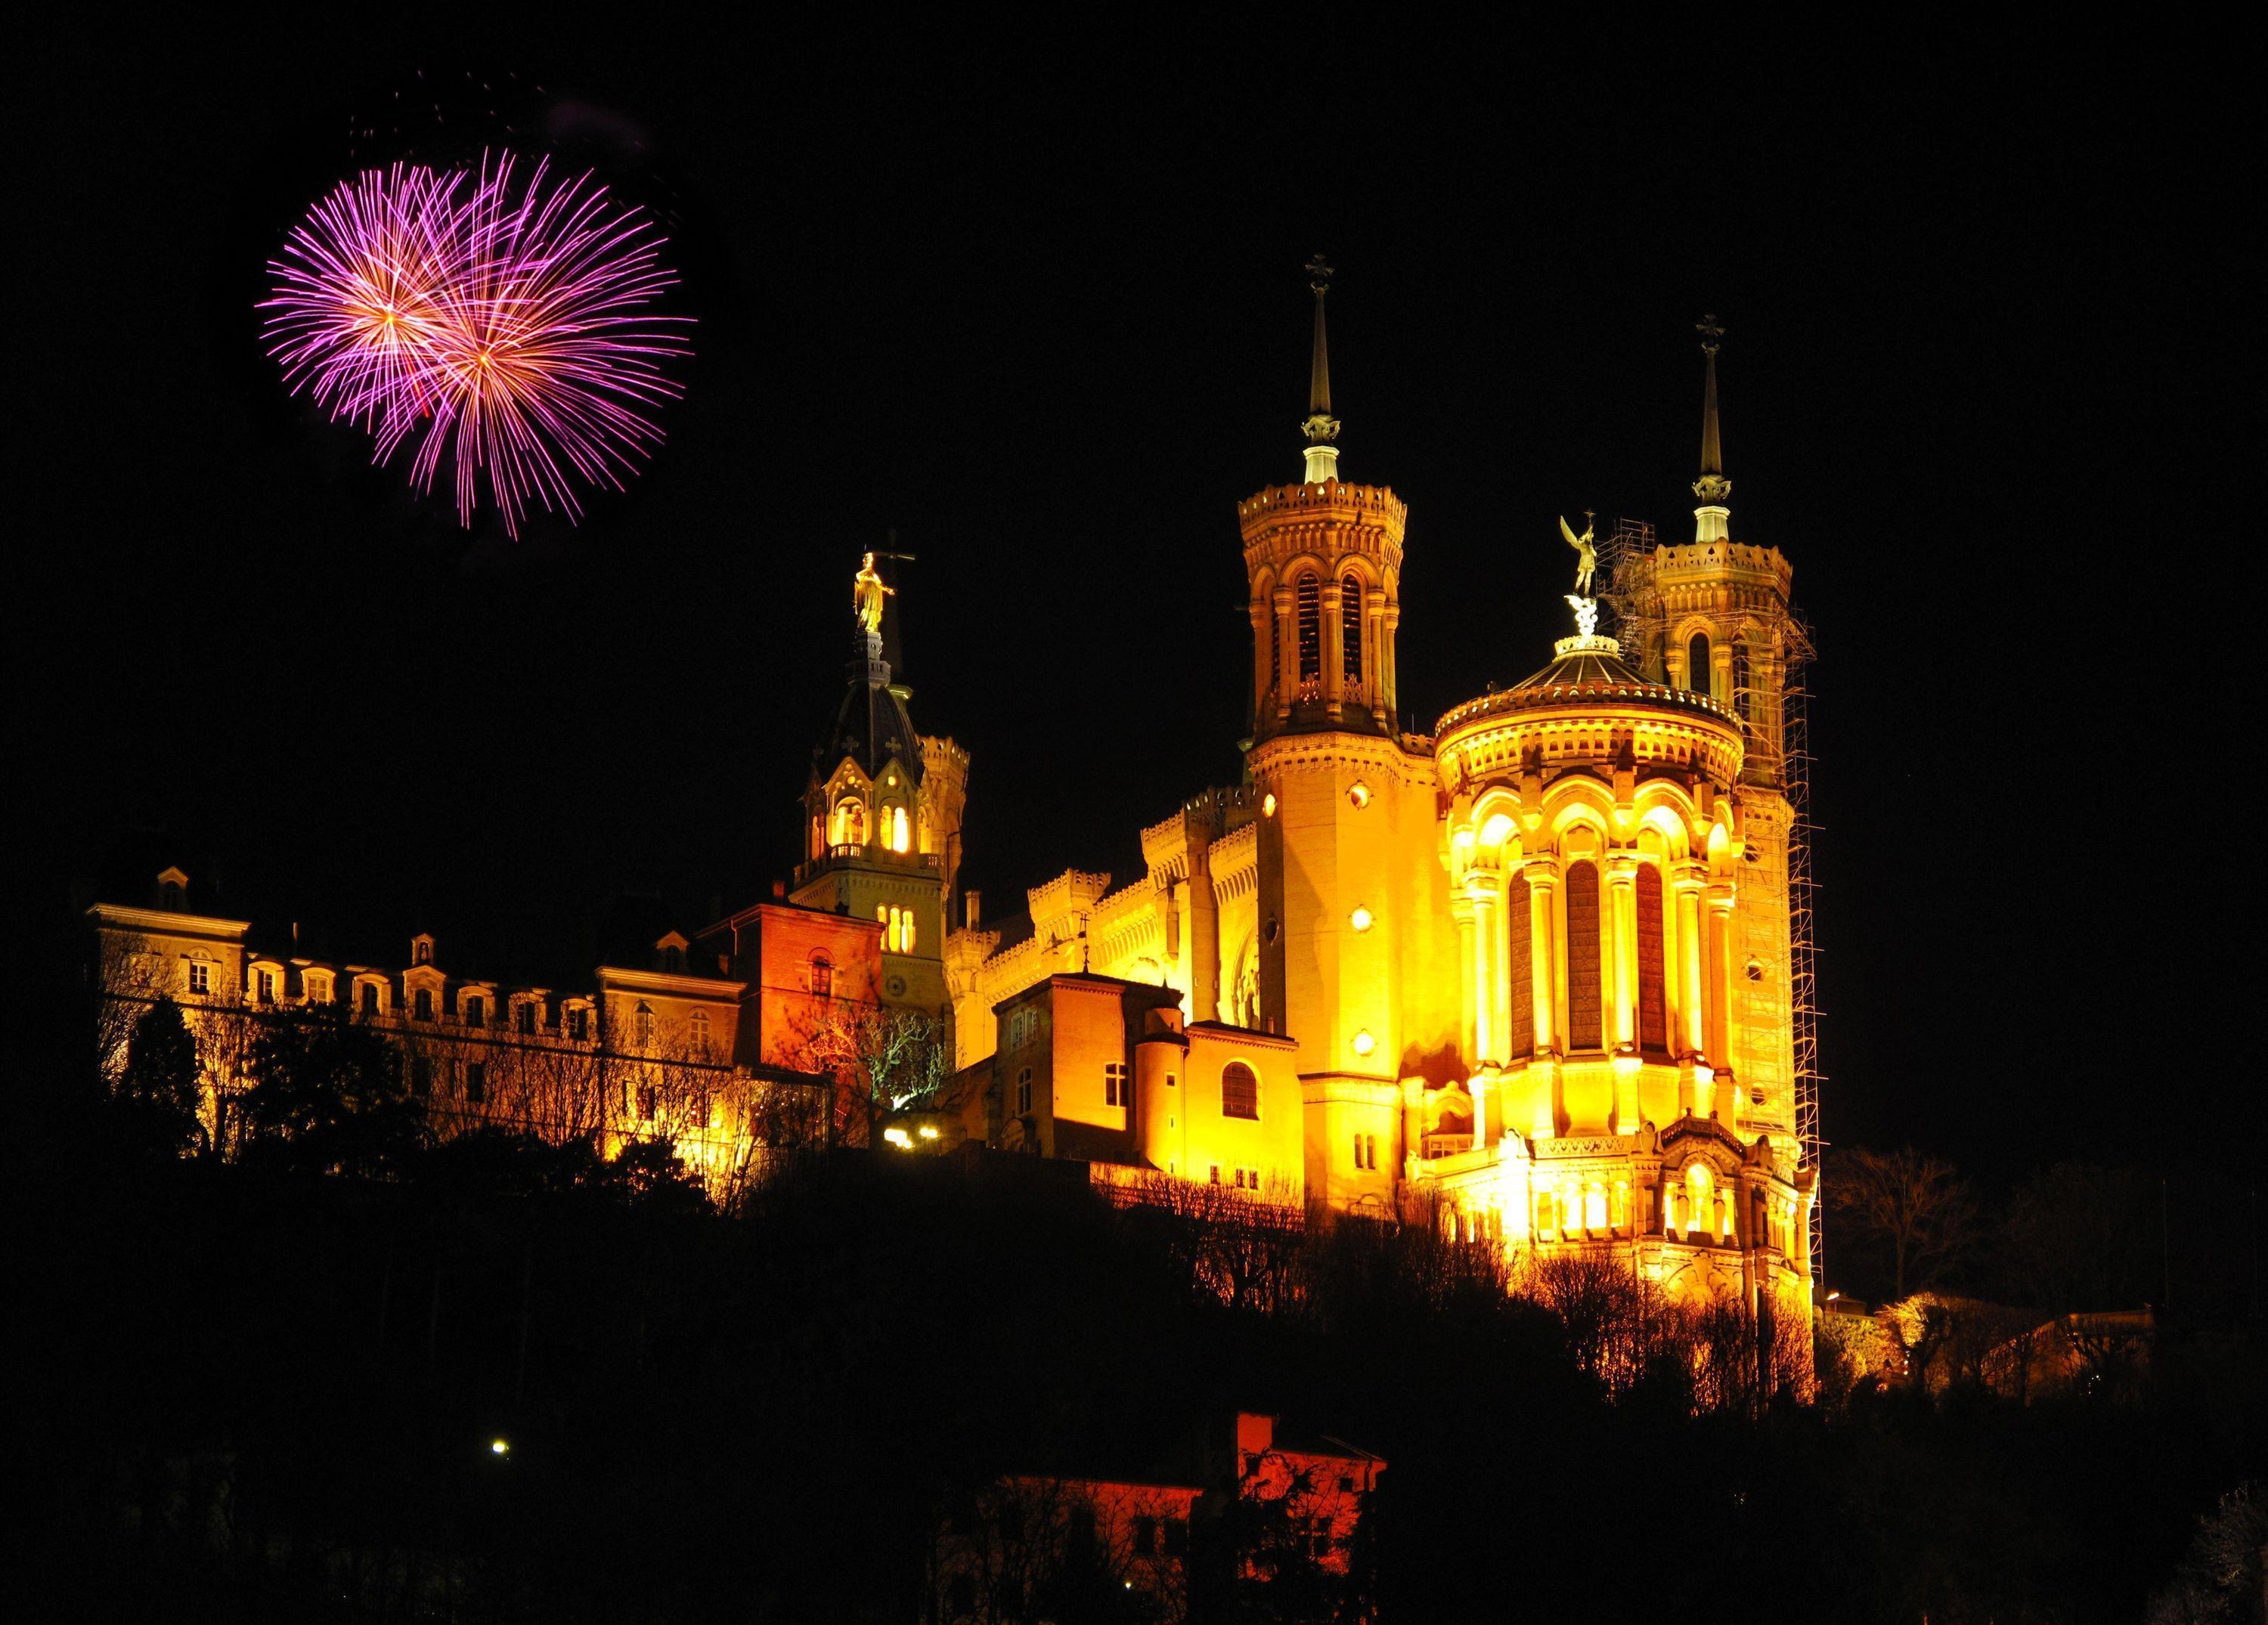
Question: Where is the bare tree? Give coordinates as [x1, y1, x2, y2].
[1118, 1171, 1306, 1314]
[785, 999, 956, 1150]
[1828, 1144, 1978, 1299]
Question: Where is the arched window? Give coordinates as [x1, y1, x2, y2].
[1687, 632, 1712, 695]
[1220, 1061, 1259, 1119]
[1731, 638, 1752, 725]
[810, 953, 834, 1001]
[635, 1002, 655, 1049]
[689, 1008, 711, 1057]
[1636, 864, 1668, 1055]
[1294, 574, 1321, 683]
[1564, 859, 1603, 1051]
[1507, 871, 1533, 1058]
[832, 797, 868, 847]
[891, 805, 910, 853]
[1684, 1164, 1712, 1240]
[1340, 573, 1363, 682]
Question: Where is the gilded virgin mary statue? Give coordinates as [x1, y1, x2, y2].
[854, 552, 894, 634]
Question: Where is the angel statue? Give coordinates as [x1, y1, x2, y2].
[854, 551, 894, 634]
[1560, 513, 1597, 596]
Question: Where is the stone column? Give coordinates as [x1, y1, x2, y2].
[1524, 859, 1558, 1057]
[1469, 879, 1500, 1063]
[1673, 859, 1707, 1057]
[1606, 853, 1641, 1051]
[1250, 603, 1272, 725]
[1706, 881, 1737, 1082]
[1383, 605, 1401, 720]
[1488, 873, 1515, 1069]
[1189, 843, 1219, 1023]
[1365, 589, 1386, 715]
[1452, 893, 1479, 1066]
[1321, 578, 1345, 719]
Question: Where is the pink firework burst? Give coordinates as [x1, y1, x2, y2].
[263, 153, 691, 536]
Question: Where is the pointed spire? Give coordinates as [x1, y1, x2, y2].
[1692, 315, 1732, 541]
[1300, 254, 1341, 484]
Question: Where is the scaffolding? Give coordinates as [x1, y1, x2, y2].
[1595, 518, 1662, 678]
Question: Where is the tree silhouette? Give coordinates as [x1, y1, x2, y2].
[112, 995, 203, 1158]
[1829, 1144, 1978, 1299]
[239, 1005, 426, 1179]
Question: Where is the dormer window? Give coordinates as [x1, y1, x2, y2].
[361, 982, 380, 1015]
[415, 988, 434, 1022]
[256, 970, 277, 1004]
[515, 1001, 535, 1035]
[463, 994, 486, 1028]
[567, 1006, 590, 1042]
[160, 881, 185, 911]
[663, 946, 684, 973]
[306, 973, 332, 1005]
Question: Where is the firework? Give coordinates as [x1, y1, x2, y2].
[263, 154, 690, 535]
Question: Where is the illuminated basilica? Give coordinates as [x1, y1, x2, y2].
[804, 274, 1820, 1323]
[91, 272, 1818, 1328]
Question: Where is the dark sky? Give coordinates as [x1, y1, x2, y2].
[22, 17, 2251, 1185]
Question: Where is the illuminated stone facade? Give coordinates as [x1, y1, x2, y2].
[942, 296, 1817, 1325]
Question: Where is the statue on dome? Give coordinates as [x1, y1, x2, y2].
[1560, 512, 1597, 596]
[853, 551, 894, 634]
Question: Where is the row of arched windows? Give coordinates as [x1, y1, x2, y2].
[1272, 571, 1368, 688]
[1505, 859, 1673, 1060]
[826, 796, 912, 853]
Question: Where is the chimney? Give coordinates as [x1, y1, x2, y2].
[964, 889, 982, 930]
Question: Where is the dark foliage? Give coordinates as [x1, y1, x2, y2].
[112, 996, 204, 1158]
[19, 1128, 2263, 1623]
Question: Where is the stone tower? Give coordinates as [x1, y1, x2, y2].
[793, 559, 967, 1033]
[1240, 262, 1460, 1212]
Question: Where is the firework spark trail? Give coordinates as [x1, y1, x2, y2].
[264, 153, 690, 536]
[262, 164, 463, 432]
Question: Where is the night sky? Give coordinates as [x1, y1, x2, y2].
[23, 18, 2250, 1188]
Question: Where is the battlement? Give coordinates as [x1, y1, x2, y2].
[1237, 479, 1408, 556]
[1027, 869, 1112, 932]
[1653, 540, 1792, 593]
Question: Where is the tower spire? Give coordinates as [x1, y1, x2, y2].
[1301, 254, 1341, 484]
[1693, 315, 1732, 542]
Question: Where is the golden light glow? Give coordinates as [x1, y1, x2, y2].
[1349, 906, 1373, 933]
[1351, 1029, 1375, 1057]
[1262, 793, 1278, 817]
[883, 1126, 913, 1150]
[491, 1439, 510, 1456]
[1347, 782, 1370, 808]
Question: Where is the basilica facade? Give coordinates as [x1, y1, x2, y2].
[90, 275, 1817, 1330]
[893, 281, 1819, 1323]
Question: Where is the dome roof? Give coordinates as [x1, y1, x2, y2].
[1433, 634, 1739, 739]
[1510, 641, 1650, 690]
[817, 634, 925, 785]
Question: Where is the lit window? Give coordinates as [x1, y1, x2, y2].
[1295, 574, 1321, 682]
[832, 797, 868, 847]
[891, 805, 910, 853]
[1221, 1062, 1258, 1120]
[187, 961, 209, 995]
[307, 975, 330, 1005]
[1341, 572, 1363, 682]
[1104, 1063, 1128, 1107]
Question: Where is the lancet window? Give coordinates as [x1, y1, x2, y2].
[1340, 573, 1362, 682]
[1221, 1062, 1259, 1120]
[1565, 859, 1603, 1051]
[1687, 633, 1711, 695]
[1636, 863, 1668, 1055]
[1295, 575, 1321, 683]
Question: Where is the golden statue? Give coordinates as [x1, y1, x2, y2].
[854, 551, 894, 634]
[1560, 514, 1597, 596]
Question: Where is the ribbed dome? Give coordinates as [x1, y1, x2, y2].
[1510, 643, 1649, 690]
